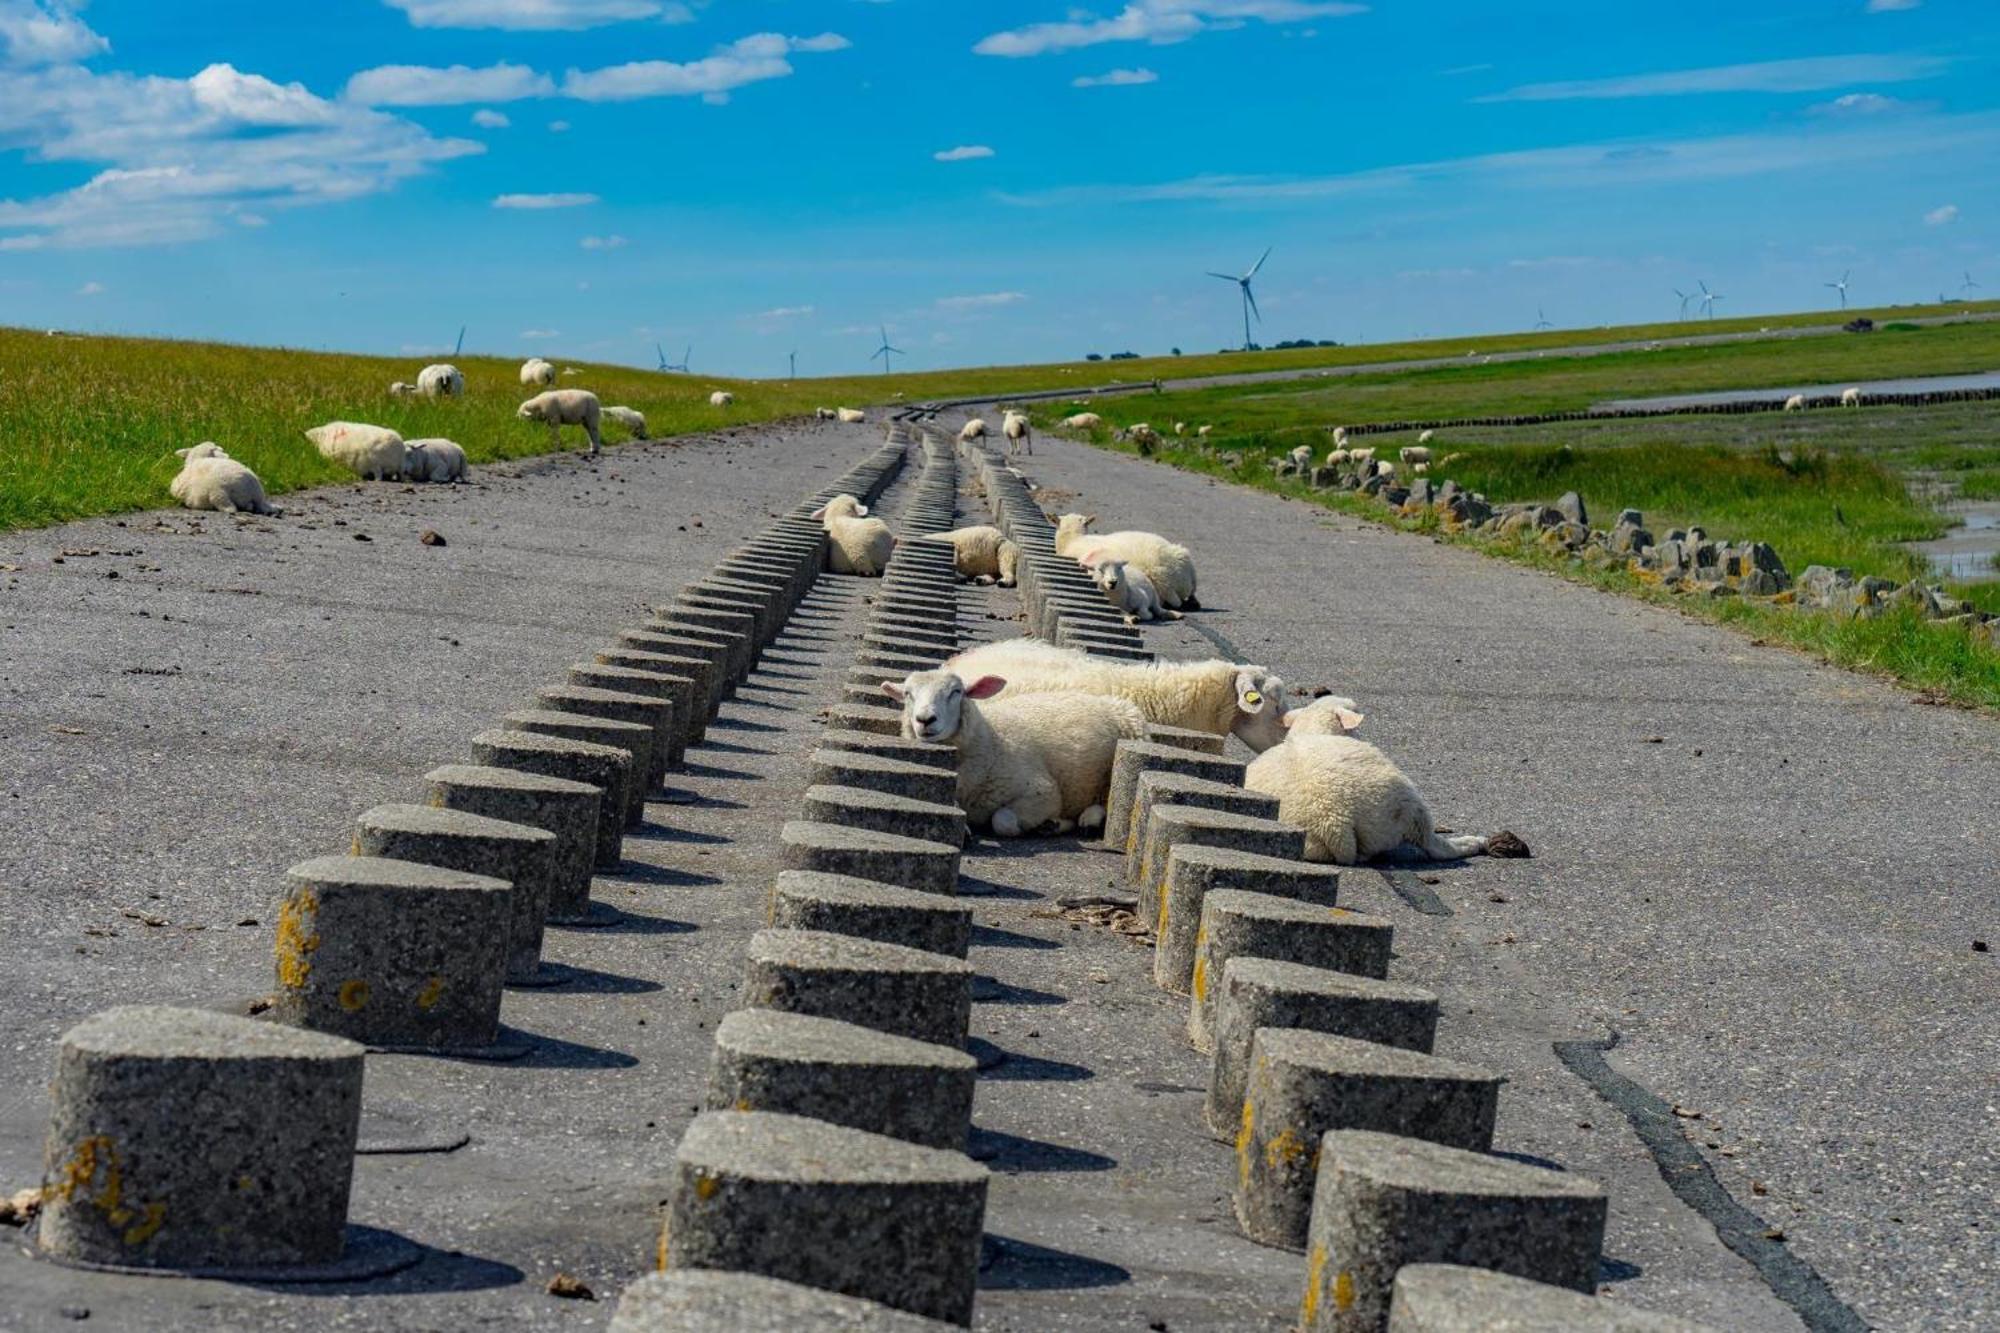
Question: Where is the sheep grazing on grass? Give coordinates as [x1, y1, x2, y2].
[1003, 410, 1033, 457]
[520, 358, 557, 387]
[1245, 695, 1494, 864]
[811, 493, 895, 576]
[417, 364, 464, 399]
[402, 438, 468, 483]
[837, 407, 867, 424]
[709, 390, 736, 408]
[1085, 554, 1181, 625]
[1347, 446, 1375, 463]
[1417, 429, 1435, 445]
[919, 525, 1018, 585]
[959, 418, 988, 442]
[389, 381, 417, 398]
[1053, 512, 1198, 609]
[603, 405, 647, 439]
[1783, 394, 1806, 412]
[1174, 421, 1187, 436]
[1399, 445, 1432, 467]
[1126, 422, 1162, 455]
[170, 443, 282, 516]
[885, 670, 1145, 837]
[1197, 424, 1213, 438]
[1062, 412, 1104, 430]
[1331, 426, 1349, 447]
[304, 421, 406, 480]
[1287, 445, 1313, 470]
[1326, 449, 1351, 467]
[518, 389, 603, 455]
[1841, 386, 1861, 407]
[943, 638, 1290, 752]
[1411, 462, 1430, 476]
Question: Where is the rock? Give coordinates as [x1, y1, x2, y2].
[1405, 479, 1434, 508]
[1555, 491, 1588, 527]
[1309, 466, 1338, 489]
[419, 529, 446, 547]
[1615, 508, 1643, 528]
[547, 1273, 595, 1300]
[1608, 523, 1653, 556]
[1436, 479, 1460, 506]
[1741, 570, 1782, 597]
[1379, 486, 1410, 508]
[1496, 510, 1538, 540]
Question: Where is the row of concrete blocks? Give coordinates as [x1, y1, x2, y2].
[1095, 733, 1713, 1330]
[25, 442, 917, 1282]
[629, 438, 1001, 1329]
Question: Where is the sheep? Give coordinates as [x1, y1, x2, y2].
[417, 364, 464, 399]
[401, 437, 468, 483]
[1399, 445, 1432, 467]
[1003, 410, 1033, 457]
[1287, 445, 1313, 470]
[1127, 423, 1162, 455]
[816, 407, 837, 420]
[1245, 695, 1491, 864]
[1326, 449, 1351, 467]
[1062, 412, 1104, 429]
[918, 524, 1018, 585]
[884, 670, 1145, 837]
[520, 358, 557, 387]
[1174, 421, 1187, 436]
[304, 421, 406, 480]
[1331, 426, 1349, 447]
[942, 638, 1290, 752]
[810, 493, 895, 576]
[517, 389, 603, 455]
[169, 443, 282, 516]
[959, 418, 988, 442]
[1783, 394, 1806, 412]
[1348, 446, 1375, 463]
[561, 367, 581, 377]
[603, 405, 648, 439]
[837, 407, 867, 424]
[1411, 462, 1429, 476]
[1417, 429, 1435, 444]
[710, 390, 736, 408]
[389, 381, 417, 398]
[1841, 386, 1861, 407]
[1375, 460, 1397, 480]
[1197, 424, 1213, 438]
[1084, 554, 1181, 625]
[1053, 512, 1198, 609]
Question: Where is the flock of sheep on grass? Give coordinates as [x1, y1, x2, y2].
[813, 462, 1515, 863]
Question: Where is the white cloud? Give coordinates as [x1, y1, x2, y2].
[75, 279, 102, 295]
[563, 32, 848, 102]
[344, 61, 553, 106]
[580, 233, 626, 248]
[1072, 67, 1159, 88]
[385, 0, 668, 30]
[1924, 203, 1958, 226]
[975, 2, 1363, 58]
[547, 118, 571, 131]
[1866, 0, 1919, 10]
[1477, 53, 1951, 102]
[756, 304, 814, 318]
[519, 327, 560, 337]
[0, 1, 108, 67]
[936, 291, 1025, 309]
[472, 108, 510, 127]
[1808, 91, 1908, 116]
[189, 63, 337, 125]
[493, 191, 598, 208]
[934, 144, 994, 161]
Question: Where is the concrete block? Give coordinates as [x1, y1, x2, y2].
[804, 785, 967, 848]
[271, 855, 510, 1050]
[1103, 741, 1245, 852]
[504, 708, 651, 829]
[353, 803, 556, 985]
[744, 928, 972, 1047]
[1235, 1031, 1503, 1250]
[471, 727, 629, 872]
[614, 628, 726, 718]
[1191, 889, 1395, 1050]
[780, 821, 960, 897]
[818, 729, 956, 772]
[1146, 724, 1227, 754]
[1302, 1132, 1607, 1332]
[1387, 1264, 1716, 1332]
[663, 1112, 986, 1324]
[707, 1009, 977, 1150]
[426, 763, 600, 925]
[770, 871, 972, 958]
[533, 685, 668, 799]
[1156, 848, 1341, 994]
[856, 648, 946, 675]
[1207, 957, 1441, 1138]
[569, 662, 691, 770]
[36, 1006, 364, 1274]
[1128, 773, 1281, 890]
[651, 617, 753, 689]
[810, 749, 958, 806]
[611, 1269, 958, 1331]
[594, 645, 712, 746]
[823, 702, 908, 737]
[1134, 805, 1306, 928]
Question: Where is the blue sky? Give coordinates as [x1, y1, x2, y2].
[0, 0, 1994, 376]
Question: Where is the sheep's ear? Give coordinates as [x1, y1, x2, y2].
[807, 505, 826, 519]
[1084, 514, 1098, 528]
[965, 675, 1007, 700]
[1336, 706, 1366, 731]
[853, 503, 870, 517]
[174, 447, 191, 459]
[1235, 670, 1268, 713]
[881, 680, 907, 702]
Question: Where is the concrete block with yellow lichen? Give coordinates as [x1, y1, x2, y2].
[1155, 848, 1341, 995]
[1188, 889, 1394, 1052]
[1100, 740, 1246, 857]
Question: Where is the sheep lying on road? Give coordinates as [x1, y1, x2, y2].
[811, 493, 895, 576]
[1053, 512, 1198, 609]
[170, 444, 282, 516]
[1783, 394, 1806, 412]
[417, 364, 464, 399]
[1245, 695, 1492, 864]
[518, 389, 603, 455]
[886, 670, 1144, 837]
[402, 438, 468, 483]
[919, 525, 1018, 585]
[1086, 555, 1181, 625]
[837, 407, 867, 424]
[1003, 410, 1033, 457]
[305, 421, 405, 480]
[603, 405, 647, 439]
[709, 390, 735, 408]
[944, 638, 1289, 752]
[520, 358, 556, 387]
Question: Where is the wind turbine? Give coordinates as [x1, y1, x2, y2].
[1533, 306, 1553, 331]
[1697, 280, 1722, 320]
[1963, 270, 1982, 298]
[1673, 287, 1693, 319]
[453, 325, 466, 357]
[788, 350, 797, 380]
[1207, 247, 1270, 352]
[1824, 270, 1850, 309]
[870, 326, 904, 374]
[658, 343, 690, 373]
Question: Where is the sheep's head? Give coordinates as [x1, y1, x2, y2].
[1230, 667, 1292, 752]
[1091, 558, 1129, 596]
[811, 494, 865, 523]
[1283, 695, 1366, 736]
[1053, 513, 1096, 546]
[517, 397, 545, 421]
[175, 442, 227, 462]
[882, 670, 1004, 743]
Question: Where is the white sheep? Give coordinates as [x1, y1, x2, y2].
[1053, 513, 1198, 609]
[811, 493, 895, 576]
[517, 389, 603, 455]
[1003, 410, 1033, 457]
[1084, 554, 1181, 625]
[1841, 386, 1861, 407]
[1348, 446, 1376, 463]
[169, 443, 282, 516]
[1127, 423, 1162, 454]
[1245, 695, 1490, 864]
[603, 405, 648, 439]
[1399, 445, 1432, 466]
[1411, 462, 1429, 476]
[918, 525, 1018, 585]
[1197, 424, 1213, 438]
[1174, 421, 1187, 436]
[1062, 412, 1103, 430]
[304, 421, 406, 480]
[1417, 429, 1435, 444]
[1331, 426, 1349, 447]
[388, 381, 417, 399]
[1783, 394, 1806, 412]
[1375, 460, 1397, 480]
[710, 390, 736, 408]
[417, 364, 464, 399]
[837, 407, 867, 424]
[884, 670, 1145, 836]
[1326, 449, 1351, 467]
[401, 437, 468, 483]
[943, 638, 1290, 752]
[959, 418, 988, 442]
[520, 358, 557, 387]
[1287, 445, 1313, 470]
[561, 367, 581, 377]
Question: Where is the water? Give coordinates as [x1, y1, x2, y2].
[1598, 369, 2000, 412]
[1908, 500, 2000, 584]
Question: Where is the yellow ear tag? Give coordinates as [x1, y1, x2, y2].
[1243, 690, 1262, 706]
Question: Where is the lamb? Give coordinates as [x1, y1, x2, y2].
[1053, 512, 1198, 609]
[1062, 412, 1103, 429]
[959, 418, 988, 442]
[1084, 554, 1181, 625]
[1841, 386, 1861, 407]
[709, 390, 736, 408]
[1003, 410, 1033, 457]
[1417, 429, 1435, 444]
[520, 358, 556, 387]
[918, 524, 1018, 585]
[942, 638, 1290, 752]
[304, 421, 406, 480]
[810, 493, 895, 576]
[603, 405, 648, 439]
[1783, 394, 1806, 412]
[1244, 695, 1491, 864]
[389, 381, 417, 398]
[837, 407, 867, 424]
[1331, 426, 1349, 447]
[517, 389, 603, 455]
[401, 438, 468, 483]
[884, 670, 1145, 836]
[417, 364, 464, 399]
[1399, 445, 1432, 466]
[169, 443, 282, 516]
